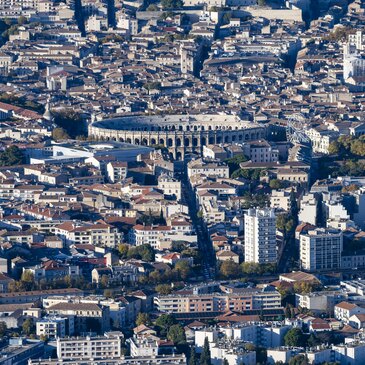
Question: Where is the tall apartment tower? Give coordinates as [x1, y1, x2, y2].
[244, 208, 277, 264]
[300, 228, 343, 272]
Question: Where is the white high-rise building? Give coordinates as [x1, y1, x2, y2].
[244, 208, 277, 264]
[300, 228, 342, 272]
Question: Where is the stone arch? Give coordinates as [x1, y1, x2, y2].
[209, 136, 215, 144]
[176, 138, 181, 147]
[127, 137, 132, 143]
[120, 138, 124, 142]
[179, 126, 183, 131]
[135, 138, 140, 145]
[159, 138, 165, 145]
[142, 138, 148, 145]
[217, 136, 222, 143]
[176, 151, 182, 160]
[238, 134, 243, 141]
[232, 135, 236, 142]
[168, 138, 173, 147]
[192, 137, 198, 147]
[151, 138, 157, 145]
[184, 138, 190, 147]
[201, 137, 206, 145]
[224, 136, 229, 143]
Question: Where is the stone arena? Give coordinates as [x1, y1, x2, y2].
[88, 114, 266, 159]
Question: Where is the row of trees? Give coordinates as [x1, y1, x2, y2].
[218, 260, 277, 279]
[284, 327, 341, 348]
[328, 135, 365, 158]
[0, 318, 35, 338]
[8, 271, 94, 293]
[118, 243, 155, 262]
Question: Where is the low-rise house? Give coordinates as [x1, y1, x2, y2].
[334, 301, 365, 323]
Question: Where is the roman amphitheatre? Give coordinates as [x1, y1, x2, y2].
[88, 114, 266, 159]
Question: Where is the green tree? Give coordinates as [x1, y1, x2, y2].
[224, 154, 248, 175]
[99, 274, 109, 288]
[241, 262, 260, 275]
[167, 324, 186, 345]
[39, 334, 48, 342]
[155, 284, 172, 295]
[22, 318, 35, 336]
[155, 314, 177, 337]
[17, 16, 27, 25]
[289, 354, 309, 365]
[219, 260, 241, 279]
[189, 346, 197, 365]
[0, 321, 6, 336]
[53, 109, 85, 139]
[52, 127, 70, 141]
[222, 12, 231, 25]
[161, 0, 183, 9]
[127, 244, 155, 262]
[0, 146, 25, 166]
[118, 243, 129, 258]
[174, 260, 191, 280]
[147, 3, 159, 10]
[20, 270, 35, 291]
[284, 328, 306, 347]
[269, 179, 282, 189]
[104, 289, 113, 298]
[139, 244, 155, 262]
[171, 241, 186, 252]
[143, 82, 162, 91]
[136, 313, 152, 327]
[200, 337, 211, 365]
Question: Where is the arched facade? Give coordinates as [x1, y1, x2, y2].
[88, 114, 267, 159]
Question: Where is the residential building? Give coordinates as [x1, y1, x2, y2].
[244, 208, 277, 264]
[300, 228, 343, 271]
[56, 333, 123, 360]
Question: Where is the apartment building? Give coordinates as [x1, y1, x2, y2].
[29, 355, 187, 365]
[158, 174, 182, 201]
[243, 140, 279, 163]
[187, 159, 229, 179]
[56, 333, 123, 361]
[55, 221, 123, 248]
[300, 228, 343, 272]
[106, 161, 128, 183]
[130, 225, 171, 249]
[36, 316, 74, 338]
[244, 208, 277, 264]
[46, 302, 110, 334]
[270, 189, 293, 211]
[155, 287, 281, 313]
